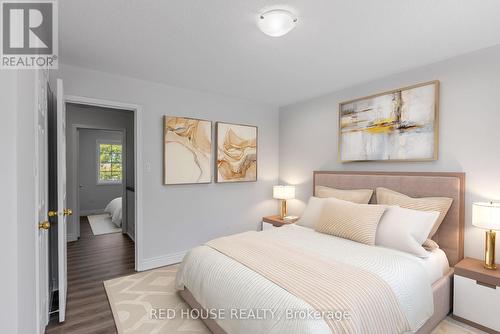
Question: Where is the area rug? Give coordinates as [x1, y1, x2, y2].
[87, 213, 122, 236]
[105, 265, 484, 334]
[104, 264, 209, 334]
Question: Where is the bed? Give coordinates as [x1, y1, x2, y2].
[104, 197, 122, 227]
[176, 171, 465, 334]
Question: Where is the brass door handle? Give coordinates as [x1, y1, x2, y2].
[48, 210, 58, 217]
[39, 221, 51, 230]
[64, 209, 73, 216]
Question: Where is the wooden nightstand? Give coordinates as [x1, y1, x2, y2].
[453, 257, 500, 334]
[261, 215, 296, 231]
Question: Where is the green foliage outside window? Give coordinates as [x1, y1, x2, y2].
[99, 143, 122, 183]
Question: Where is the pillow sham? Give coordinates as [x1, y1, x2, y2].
[375, 206, 439, 257]
[296, 196, 326, 228]
[376, 187, 453, 238]
[315, 185, 373, 204]
[315, 197, 387, 245]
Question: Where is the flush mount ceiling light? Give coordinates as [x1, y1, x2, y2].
[257, 9, 298, 37]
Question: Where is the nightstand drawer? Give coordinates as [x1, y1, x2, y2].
[454, 275, 500, 331]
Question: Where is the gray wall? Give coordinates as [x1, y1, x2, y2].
[0, 71, 19, 334]
[279, 44, 500, 262]
[78, 129, 123, 214]
[66, 104, 134, 240]
[54, 64, 279, 268]
[0, 70, 40, 334]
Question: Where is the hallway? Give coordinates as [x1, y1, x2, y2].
[46, 217, 135, 334]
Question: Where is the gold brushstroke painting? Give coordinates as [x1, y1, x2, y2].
[216, 122, 257, 183]
[164, 116, 212, 184]
[339, 81, 439, 162]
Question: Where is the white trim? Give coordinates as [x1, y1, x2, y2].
[139, 250, 188, 271]
[72, 125, 126, 239]
[65, 95, 143, 272]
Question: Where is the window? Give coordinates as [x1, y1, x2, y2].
[97, 141, 122, 184]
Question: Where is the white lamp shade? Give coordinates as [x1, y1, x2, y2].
[472, 202, 500, 230]
[257, 9, 297, 37]
[273, 185, 295, 200]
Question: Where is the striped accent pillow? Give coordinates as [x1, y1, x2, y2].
[315, 185, 373, 204]
[376, 187, 453, 238]
[315, 197, 387, 245]
[423, 239, 440, 251]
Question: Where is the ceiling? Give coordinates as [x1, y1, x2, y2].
[59, 0, 500, 106]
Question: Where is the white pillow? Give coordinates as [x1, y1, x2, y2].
[296, 197, 326, 228]
[375, 206, 439, 258]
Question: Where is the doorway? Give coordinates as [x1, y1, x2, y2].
[45, 95, 143, 332]
[77, 128, 126, 237]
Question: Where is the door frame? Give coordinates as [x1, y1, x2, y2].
[71, 125, 127, 240]
[64, 95, 143, 271]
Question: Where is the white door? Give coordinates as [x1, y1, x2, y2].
[57, 78, 68, 322]
[36, 70, 49, 333]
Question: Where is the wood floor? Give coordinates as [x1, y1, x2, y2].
[46, 216, 135, 334]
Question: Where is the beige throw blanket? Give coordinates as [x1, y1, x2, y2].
[206, 231, 411, 334]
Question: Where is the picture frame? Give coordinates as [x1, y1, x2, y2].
[338, 80, 439, 162]
[215, 121, 258, 183]
[163, 116, 212, 185]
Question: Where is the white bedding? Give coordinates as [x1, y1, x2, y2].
[104, 197, 122, 227]
[416, 248, 450, 284]
[176, 225, 435, 334]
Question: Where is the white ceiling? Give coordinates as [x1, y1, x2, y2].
[60, 0, 500, 106]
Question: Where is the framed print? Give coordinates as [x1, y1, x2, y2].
[339, 80, 439, 162]
[163, 116, 212, 184]
[215, 122, 257, 183]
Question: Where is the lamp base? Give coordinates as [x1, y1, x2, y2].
[484, 230, 496, 270]
[279, 200, 287, 219]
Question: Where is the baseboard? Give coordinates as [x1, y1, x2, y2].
[126, 231, 135, 242]
[80, 209, 105, 216]
[138, 250, 187, 271]
[67, 233, 78, 242]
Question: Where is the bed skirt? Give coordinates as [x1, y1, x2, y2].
[178, 268, 453, 334]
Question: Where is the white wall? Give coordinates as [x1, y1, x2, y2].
[0, 70, 39, 334]
[0, 72, 19, 334]
[54, 64, 280, 269]
[279, 44, 500, 262]
[17, 71, 39, 334]
[78, 129, 123, 214]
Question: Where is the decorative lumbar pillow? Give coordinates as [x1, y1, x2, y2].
[315, 185, 373, 204]
[296, 197, 327, 228]
[375, 206, 439, 257]
[376, 187, 453, 238]
[315, 197, 387, 245]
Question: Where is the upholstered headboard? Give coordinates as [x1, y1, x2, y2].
[313, 171, 465, 266]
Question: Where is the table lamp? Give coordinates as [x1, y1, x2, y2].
[472, 202, 500, 270]
[273, 185, 295, 219]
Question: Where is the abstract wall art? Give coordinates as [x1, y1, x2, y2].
[339, 81, 439, 162]
[215, 122, 257, 183]
[163, 116, 212, 184]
